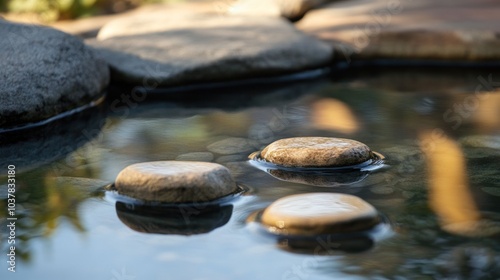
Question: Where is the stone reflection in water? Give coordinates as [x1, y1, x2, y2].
[266, 169, 369, 187]
[278, 233, 375, 254]
[0, 104, 106, 172]
[420, 131, 500, 237]
[115, 202, 233, 235]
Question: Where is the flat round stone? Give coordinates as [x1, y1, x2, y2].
[115, 161, 238, 203]
[260, 137, 372, 167]
[261, 193, 379, 235]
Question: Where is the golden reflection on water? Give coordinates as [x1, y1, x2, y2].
[311, 98, 359, 134]
[420, 130, 500, 237]
[471, 90, 500, 133]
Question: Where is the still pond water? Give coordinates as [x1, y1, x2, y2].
[1, 68, 500, 280]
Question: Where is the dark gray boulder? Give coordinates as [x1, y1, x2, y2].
[0, 21, 109, 128]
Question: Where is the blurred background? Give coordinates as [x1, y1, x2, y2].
[0, 0, 188, 22]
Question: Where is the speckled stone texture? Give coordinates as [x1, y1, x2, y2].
[115, 161, 238, 203]
[261, 193, 380, 235]
[260, 137, 372, 167]
[0, 20, 109, 127]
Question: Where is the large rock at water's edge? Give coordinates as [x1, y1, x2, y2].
[261, 193, 380, 235]
[0, 21, 109, 128]
[115, 161, 238, 203]
[297, 0, 500, 61]
[259, 137, 372, 167]
[89, 15, 332, 87]
[227, 0, 334, 21]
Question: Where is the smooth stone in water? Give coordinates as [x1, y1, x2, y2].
[0, 21, 109, 128]
[260, 137, 372, 167]
[261, 193, 379, 235]
[115, 161, 238, 203]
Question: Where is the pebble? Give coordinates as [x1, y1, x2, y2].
[259, 137, 372, 167]
[115, 161, 238, 203]
[261, 193, 379, 235]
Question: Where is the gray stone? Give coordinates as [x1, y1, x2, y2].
[227, 0, 333, 20]
[261, 193, 380, 235]
[89, 15, 332, 87]
[260, 137, 372, 167]
[0, 21, 109, 128]
[115, 161, 238, 203]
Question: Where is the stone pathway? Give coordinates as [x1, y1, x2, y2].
[89, 14, 332, 87]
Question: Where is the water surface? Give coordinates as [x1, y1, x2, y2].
[1, 68, 500, 279]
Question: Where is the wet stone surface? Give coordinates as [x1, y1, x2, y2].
[260, 193, 380, 236]
[115, 161, 238, 203]
[258, 137, 373, 167]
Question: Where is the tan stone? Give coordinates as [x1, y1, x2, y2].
[115, 161, 238, 203]
[297, 0, 500, 61]
[261, 193, 379, 235]
[260, 137, 372, 167]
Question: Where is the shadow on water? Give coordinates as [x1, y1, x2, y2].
[0, 103, 107, 172]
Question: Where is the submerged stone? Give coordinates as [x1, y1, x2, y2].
[0, 21, 109, 128]
[175, 152, 214, 162]
[259, 137, 372, 167]
[261, 193, 379, 235]
[207, 137, 254, 155]
[115, 161, 238, 203]
[89, 14, 332, 87]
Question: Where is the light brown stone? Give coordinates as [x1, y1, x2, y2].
[260, 137, 372, 167]
[297, 0, 500, 61]
[115, 161, 238, 203]
[261, 193, 379, 235]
